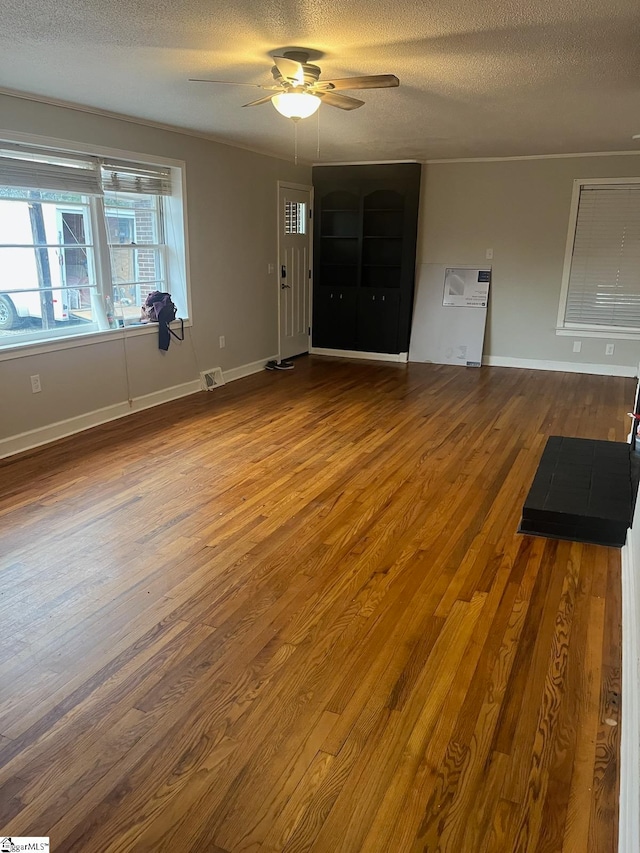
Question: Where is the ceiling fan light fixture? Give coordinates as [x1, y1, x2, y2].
[272, 91, 321, 120]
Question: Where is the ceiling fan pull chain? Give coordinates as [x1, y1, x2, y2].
[294, 118, 298, 166]
[317, 108, 320, 160]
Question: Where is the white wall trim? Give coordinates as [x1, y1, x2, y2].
[556, 328, 640, 341]
[620, 500, 640, 853]
[425, 150, 640, 164]
[0, 379, 199, 460]
[0, 356, 275, 460]
[483, 355, 637, 377]
[224, 355, 278, 383]
[310, 347, 408, 363]
[311, 159, 420, 167]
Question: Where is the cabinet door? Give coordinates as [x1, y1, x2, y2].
[312, 287, 358, 350]
[357, 290, 400, 353]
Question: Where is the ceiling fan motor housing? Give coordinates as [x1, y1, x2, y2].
[271, 52, 321, 88]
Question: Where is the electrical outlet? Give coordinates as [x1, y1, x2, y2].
[30, 374, 41, 393]
[573, 341, 582, 353]
[605, 343, 615, 356]
[485, 248, 493, 260]
[219, 335, 225, 349]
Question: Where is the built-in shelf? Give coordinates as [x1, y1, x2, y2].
[313, 165, 421, 353]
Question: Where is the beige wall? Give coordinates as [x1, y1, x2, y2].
[0, 94, 310, 442]
[418, 154, 640, 370]
[4, 95, 639, 447]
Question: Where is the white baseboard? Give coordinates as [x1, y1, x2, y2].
[483, 355, 637, 377]
[0, 380, 200, 460]
[310, 347, 408, 364]
[309, 350, 636, 375]
[0, 356, 275, 459]
[620, 519, 640, 853]
[224, 355, 278, 383]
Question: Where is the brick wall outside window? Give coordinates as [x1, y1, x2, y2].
[134, 208, 161, 303]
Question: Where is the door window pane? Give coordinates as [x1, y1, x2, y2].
[285, 201, 306, 234]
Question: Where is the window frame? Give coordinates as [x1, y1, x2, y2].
[0, 131, 191, 358]
[556, 176, 640, 340]
[104, 190, 168, 317]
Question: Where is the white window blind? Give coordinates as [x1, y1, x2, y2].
[0, 146, 171, 197]
[565, 184, 640, 329]
[100, 159, 172, 195]
[0, 143, 102, 195]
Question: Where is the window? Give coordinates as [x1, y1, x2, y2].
[105, 191, 165, 325]
[558, 179, 640, 336]
[285, 200, 306, 235]
[0, 141, 187, 348]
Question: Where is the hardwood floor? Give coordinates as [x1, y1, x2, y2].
[0, 356, 629, 852]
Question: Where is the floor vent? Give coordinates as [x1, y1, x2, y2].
[200, 368, 225, 391]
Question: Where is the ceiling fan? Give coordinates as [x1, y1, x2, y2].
[190, 50, 399, 120]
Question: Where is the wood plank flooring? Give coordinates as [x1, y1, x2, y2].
[0, 356, 629, 852]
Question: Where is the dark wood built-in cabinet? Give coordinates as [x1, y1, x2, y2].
[312, 163, 421, 354]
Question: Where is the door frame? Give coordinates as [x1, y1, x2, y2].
[276, 180, 314, 362]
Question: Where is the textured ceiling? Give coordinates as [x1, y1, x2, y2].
[1, 0, 639, 163]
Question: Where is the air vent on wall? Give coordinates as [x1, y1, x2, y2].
[200, 367, 225, 391]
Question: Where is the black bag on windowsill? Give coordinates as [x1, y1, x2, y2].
[141, 291, 179, 351]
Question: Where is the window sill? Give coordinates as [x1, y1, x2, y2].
[556, 327, 640, 341]
[0, 319, 192, 362]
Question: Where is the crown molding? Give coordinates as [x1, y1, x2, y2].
[0, 86, 310, 166]
[425, 150, 640, 164]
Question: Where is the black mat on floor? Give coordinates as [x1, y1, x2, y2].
[519, 436, 633, 547]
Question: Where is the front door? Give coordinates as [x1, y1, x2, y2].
[278, 184, 311, 361]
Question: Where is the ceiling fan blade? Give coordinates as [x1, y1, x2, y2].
[318, 91, 365, 110]
[272, 55, 305, 85]
[242, 94, 276, 107]
[189, 78, 268, 88]
[316, 74, 400, 91]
